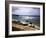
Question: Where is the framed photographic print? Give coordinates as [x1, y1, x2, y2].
[5, 1, 45, 37]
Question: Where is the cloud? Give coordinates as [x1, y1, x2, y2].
[12, 7, 40, 15]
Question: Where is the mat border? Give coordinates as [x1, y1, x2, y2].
[5, 1, 45, 37]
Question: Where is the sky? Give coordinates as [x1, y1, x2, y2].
[12, 7, 40, 15]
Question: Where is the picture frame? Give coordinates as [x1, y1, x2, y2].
[5, 1, 45, 37]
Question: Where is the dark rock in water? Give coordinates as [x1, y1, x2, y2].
[32, 26, 35, 28]
[23, 24, 28, 26]
[30, 22, 32, 24]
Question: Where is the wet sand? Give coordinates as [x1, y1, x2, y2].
[12, 21, 40, 31]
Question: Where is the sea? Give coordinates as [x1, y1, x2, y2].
[12, 14, 40, 27]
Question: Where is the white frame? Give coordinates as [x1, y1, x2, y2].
[9, 4, 43, 35]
